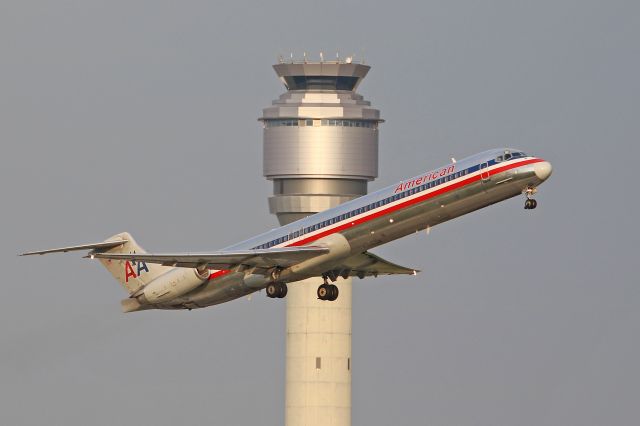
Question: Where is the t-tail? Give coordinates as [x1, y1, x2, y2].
[20, 232, 174, 312]
[94, 232, 172, 295]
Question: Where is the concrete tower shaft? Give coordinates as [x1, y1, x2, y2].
[262, 60, 380, 426]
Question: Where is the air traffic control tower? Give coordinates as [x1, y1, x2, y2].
[261, 58, 382, 426]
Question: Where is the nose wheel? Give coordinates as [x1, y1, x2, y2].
[266, 282, 288, 299]
[523, 187, 538, 210]
[317, 277, 339, 301]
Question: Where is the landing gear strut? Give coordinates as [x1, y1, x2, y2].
[317, 276, 339, 301]
[266, 282, 288, 299]
[523, 187, 538, 210]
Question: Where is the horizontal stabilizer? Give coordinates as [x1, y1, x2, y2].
[20, 239, 128, 256]
[92, 246, 330, 270]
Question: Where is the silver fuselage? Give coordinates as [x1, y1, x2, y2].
[158, 148, 551, 310]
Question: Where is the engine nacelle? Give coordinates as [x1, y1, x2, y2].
[279, 233, 352, 282]
[142, 268, 208, 303]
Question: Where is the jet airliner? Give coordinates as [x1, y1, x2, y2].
[22, 148, 552, 312]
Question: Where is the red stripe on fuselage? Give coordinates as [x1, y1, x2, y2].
[208, 158, 544, 280]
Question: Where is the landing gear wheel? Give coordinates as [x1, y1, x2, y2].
[266, 283, 288, 299]
[523, 187, 538, 210]
[277, 283, 288, 298]
[524, 199, 538, 209]
[328, 284, 339, 301]
[317, 284, 329, 300]
[317, 284, 339, 301]
[266, 283, 278, 298]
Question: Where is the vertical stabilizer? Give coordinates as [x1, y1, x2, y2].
[95, 232, 171, 294]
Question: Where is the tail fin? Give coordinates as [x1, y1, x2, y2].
[95, 232, 172, 294]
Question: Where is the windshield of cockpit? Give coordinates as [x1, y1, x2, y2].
[495, 150, 528, 162]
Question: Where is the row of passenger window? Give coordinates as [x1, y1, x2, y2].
[263, 119, 377, 129]
[253, 167, 473, 250]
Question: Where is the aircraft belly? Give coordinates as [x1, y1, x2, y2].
[168, 272, 256, 309]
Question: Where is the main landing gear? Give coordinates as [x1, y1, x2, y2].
[523, 187, 538, 210]
[266, 282, 288, 299]
[317, 276, 339, 301]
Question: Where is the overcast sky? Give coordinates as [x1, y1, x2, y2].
[1, 1, 639, 425]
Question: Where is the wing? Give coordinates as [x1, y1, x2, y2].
[20, 240, 128, 256]
[332, 251, 419, 279]
[92, 246, 330, 270]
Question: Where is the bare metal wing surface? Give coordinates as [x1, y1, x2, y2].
[333, 251, 419, 279]
[91, 246, 330, 270]
[20, 240, 128, 256]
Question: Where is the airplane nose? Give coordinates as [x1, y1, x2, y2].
[534, 161, 553, 181]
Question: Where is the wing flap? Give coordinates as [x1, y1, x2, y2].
[92, 246, 330, 270]
[338, 251, 419, 278]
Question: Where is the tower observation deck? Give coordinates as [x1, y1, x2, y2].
[261, 58, 381, 426]
[262, 61, 382, 224]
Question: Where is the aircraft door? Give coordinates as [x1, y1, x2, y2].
[480, 162, 490, 182]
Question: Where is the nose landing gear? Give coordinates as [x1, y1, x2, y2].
[317, 276, 339, 301]
[523, 187, 538, 209]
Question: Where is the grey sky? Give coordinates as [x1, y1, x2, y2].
[1, 0, 638, 425]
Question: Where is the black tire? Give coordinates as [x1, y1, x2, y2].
[278, 283, 288, 298]
[328, 285, 339, 301]
[531, 199, 537, 209]
[266, 283, 278, 298]
[317, 284, 329, 300]
[524, 199, 531, 209]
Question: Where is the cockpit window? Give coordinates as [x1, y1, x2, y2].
[504, 152, 512, 160]
[511, 152, 522, 158]
[496, 155, 503, 162]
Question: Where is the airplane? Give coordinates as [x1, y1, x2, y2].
[21, 148, 552, 313]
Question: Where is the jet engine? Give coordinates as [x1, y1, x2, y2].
[140, 267, 209, 303]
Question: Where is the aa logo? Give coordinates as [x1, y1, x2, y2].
[125, 260, 149, 283]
